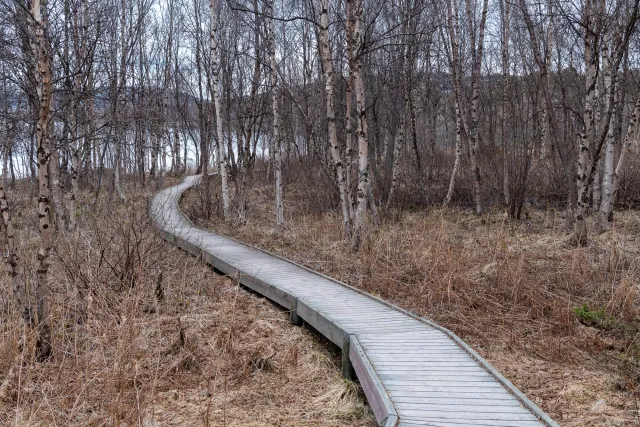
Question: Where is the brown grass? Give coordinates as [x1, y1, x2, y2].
[182, 173, 640, 427]
[0, 178, 374, 426]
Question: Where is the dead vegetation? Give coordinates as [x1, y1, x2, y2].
[0, 179, 374, 426]
[183, 173, 640, 426]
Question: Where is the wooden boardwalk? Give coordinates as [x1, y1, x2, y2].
[150, 175, 559, 427]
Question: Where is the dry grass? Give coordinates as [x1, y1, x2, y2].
[0, 178, 374, 426]
[183, 173, 640, 426]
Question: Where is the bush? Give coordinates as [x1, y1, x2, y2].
[573, 303, 616, 330]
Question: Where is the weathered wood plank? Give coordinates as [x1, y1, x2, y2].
[349, 335, 397, 426]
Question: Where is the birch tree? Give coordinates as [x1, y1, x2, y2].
[443, 0, 464, 207]
[348, 0, 370, 250]
[500, 0, 510, 206]
[236, 0, 262, 222]
[599, 98, 640, 228]
[464, 0, 488, 215]
[570, 0, 639, 245]
[27, 0, 53, 360]
[0, 182, 25, 319]
[265, 0, 284, 230]
[210, 0, 230, 220]
[318, 0, 351, 234]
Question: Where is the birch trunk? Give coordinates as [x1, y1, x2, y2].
[592, 161, 602, 212]
[540, 1, 554, 160]
[50, 149, 65, 230]
[572, 20, 598, 246]
[114, 142, 126, 201]
[318, 0, 351, 235]
[210, 0, 230, 220]
[69, 148, 79, 230]
[599, 97, 640, 227]
[465, 0, 488, 216]
[0, 178, 26, 394]
[500, 0, 510, 206]
[349, 0, 370, 250]
[28, 0, 53, 360]
[444, 0, 463, 206]
[114, 0, 127, 201]
[571, 0, 638, 244]
[386, 122, 404, 211]
[68, 3, 84, 231]
[2, 142, 8, 192]
[345, 79, 354, 221]
[237, 0, 261, 222]
[68, 107, 78, 231]
[344, 3, 355, 223]
[266, 0, 284, 230]
[0, 183, 26, 319]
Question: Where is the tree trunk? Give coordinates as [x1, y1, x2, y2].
[28, 0, 53, 360]
[0, 183, 26, 319]
[349, 0, 369, 251]
[500, 0, 510, 206]
[443, 0, 463, 206]
[318, 0, 351, 235]
[266, 0, 284, 230]
[50, 150, 65, 230]
[210, 0, 230, 220]
[386, 120, 404, 211]
[465, 0, 488, 216]
[599, 97, 640, 228]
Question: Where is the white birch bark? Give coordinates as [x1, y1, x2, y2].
[150, 134, 158, 178]
[210, 0, 230, 220]
[0, 183, 25, 318]
[574, 22, 599, 245]
[69, 147, 79, 231]
[465, 0, 488, 216]
[349, 0, 370, 250]
[114, 0, 127, 201]
[50, 149, 65, 230]
[237, 0, 261, 223]
[344, 2, 355, 223]
[0, 177, 26, 398]
[386, 122, 404, 212]
[266, 0, 284, 230]
[540, 1, 554, 160]
[600, 97, 640, 227]
[444, 0, 463, 206]
[28, 0, 53, 359]
[500, 0, 510, 206]
[318, 0, 351, 234]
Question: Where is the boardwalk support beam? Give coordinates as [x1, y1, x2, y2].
[341, 333, 355, 380]
[290, 298, 303, 326]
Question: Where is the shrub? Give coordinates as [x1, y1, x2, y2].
[573, 303, 616, 330]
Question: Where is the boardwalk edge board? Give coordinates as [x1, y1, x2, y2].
[149, 175, 559, 427]
[350, 335, 399, 426]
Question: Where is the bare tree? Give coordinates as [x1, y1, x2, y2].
[210, 0, 230, 219]
[318, 0, 351, 234]
[26, 0, 53, 359]
[348, 0, 370, 250]
[265, 0, 284, 230]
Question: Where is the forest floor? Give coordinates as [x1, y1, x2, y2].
[182, 175, 640, 427]
[0, 177, 374, 426]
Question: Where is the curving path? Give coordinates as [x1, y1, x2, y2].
[149, 175, 559, 427]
